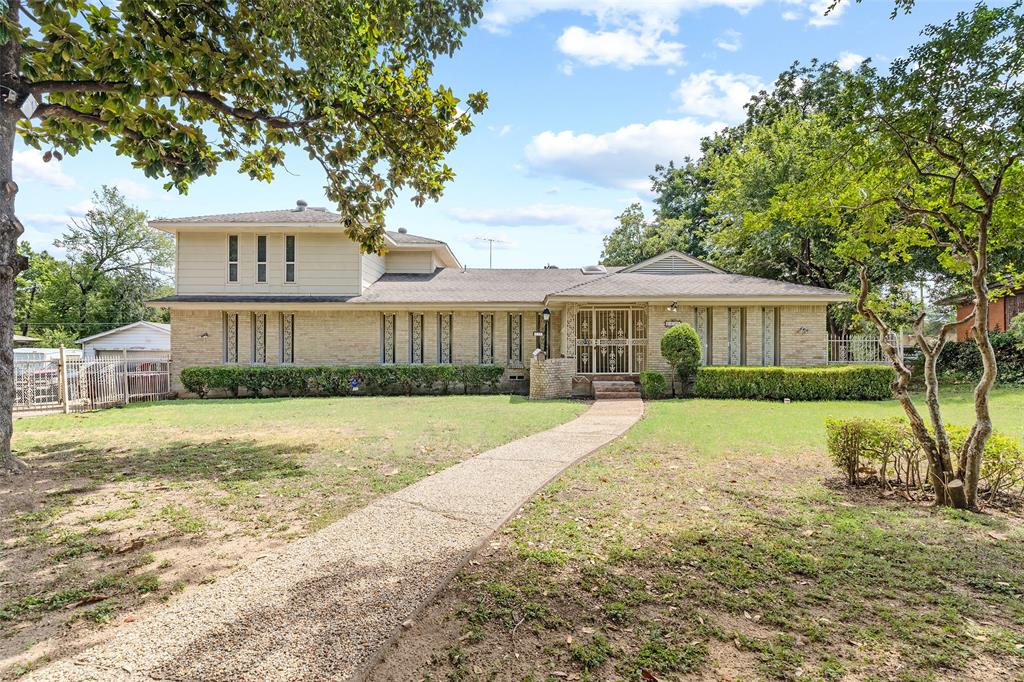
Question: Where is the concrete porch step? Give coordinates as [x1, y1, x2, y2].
[592, 380, 641, 400]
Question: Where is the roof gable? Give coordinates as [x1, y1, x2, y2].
[621, 251, 724, 275]
[76, 320, 171, 345]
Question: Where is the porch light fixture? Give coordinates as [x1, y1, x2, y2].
[542, 307, 551, 322]
[667, 301, 678, 313]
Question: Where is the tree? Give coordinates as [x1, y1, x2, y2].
[803, 3, 1024, 509]
[600, 204, 649, 267]
[660, 323, 702, 397]
[57, 186, 173, 330]
[0, 0, 487, 472]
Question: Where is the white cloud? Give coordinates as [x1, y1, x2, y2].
[482, 0, 764, 32]
[675, 70, 766, 122]
[556, 25, 684, 68]
[524, 118, 725, 190]
[716, 29, 742, 52]
[448, 203, 616, 233]
[781, 9, 801, 20]
[807, 0, 846, 27]
[837, 50, 866, 71]
[13, 150, 76, 190]
[489, 124, 514, 137]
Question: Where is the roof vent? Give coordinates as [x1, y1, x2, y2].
[397, 227, 408, 234]
[295, 199, 308, 211]
[581, 264, 607, 275]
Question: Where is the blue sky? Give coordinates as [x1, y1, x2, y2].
[15, 0, 986, 269]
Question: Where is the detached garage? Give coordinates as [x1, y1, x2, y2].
[77, 321, 171, 361]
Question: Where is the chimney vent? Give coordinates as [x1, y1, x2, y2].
[295, 199, 308, 211]
[397, 227, 408, 234]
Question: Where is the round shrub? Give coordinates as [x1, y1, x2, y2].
[660, 323, 702, 383]
[638, 371, 667, 399]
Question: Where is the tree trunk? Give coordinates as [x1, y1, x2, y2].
[962, 274, 998, 509]
[1, 0, 27, 474]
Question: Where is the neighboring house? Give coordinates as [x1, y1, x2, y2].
[13, 334, 39, 347]
[147, 202, 848, 398]
[76, 321, 172, 361]
[937, 286, 1024, 342]
[14, 347, 83, 362]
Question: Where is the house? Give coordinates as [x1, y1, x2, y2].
[13, 334, 39, 347]
[14, 347, 82, 362]
[936, 286, 1024, 342]
[147, 202, 848, 398]
[76, 321, 172, 361]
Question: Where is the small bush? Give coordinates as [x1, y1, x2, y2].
[929, 332, 1024, 385]
[660, 323, 702, 384]
[179, 364, 505, 398]
[826, 417, 1024, 503]
[638, 371, 667, 399]
[695, 365, 894, 401]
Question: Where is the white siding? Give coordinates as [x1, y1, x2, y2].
[385, 250, 435, 274]
[82, 325, 170, 358]
[176, 231, 362, 295]
[362, 252, 385, 289]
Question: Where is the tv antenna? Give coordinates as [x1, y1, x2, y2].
[474, 236, 510, 268]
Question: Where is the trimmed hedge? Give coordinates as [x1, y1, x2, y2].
[638, 371, 667, 399]
[693, 365, 895, 401]
[180, 364, 506, 398]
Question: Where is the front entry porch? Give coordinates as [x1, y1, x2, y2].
[573, 306, 648, 375]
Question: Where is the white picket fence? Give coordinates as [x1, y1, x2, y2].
[14, 350, 171, 414]
[827, 333, 903, 365]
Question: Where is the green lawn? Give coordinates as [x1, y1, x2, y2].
[1, 395, 585, 679]
[372, 388, 1024, 682]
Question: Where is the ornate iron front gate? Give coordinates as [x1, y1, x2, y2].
[575, 307, 647, 374]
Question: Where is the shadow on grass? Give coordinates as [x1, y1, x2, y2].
[18, 439, 311, 485]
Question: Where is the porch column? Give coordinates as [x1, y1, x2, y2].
[562, 303, 577, 361]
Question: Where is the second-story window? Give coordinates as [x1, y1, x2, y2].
[285, 235, 296, 283]
[256, 235, 268, 283]
[227, 235, 239, 283]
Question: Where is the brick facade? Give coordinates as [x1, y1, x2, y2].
[171, 303, 828, 395]
[529, 356, 575, 400]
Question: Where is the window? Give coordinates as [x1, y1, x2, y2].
[252, 313, 267, 363]
[508, 313, 523, 366]
[280, 313, 295, 364]
[227, 235, 239, 283]
[223, 312, 238, 363]
[480, 314, 494, 364]
[727, 307, 744, 366]
[409, 313, 424, 364]
[285, 235, 296, 283]
[438, 313, 453, 364]
[256, 235, 268, 283]
[381, 313, 396, 363]
[762, 307, 780, 366]
[694, 307, 710, 365]
[534, 312, 549, 355]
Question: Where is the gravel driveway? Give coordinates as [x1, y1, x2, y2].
[25, 399, 644, 682]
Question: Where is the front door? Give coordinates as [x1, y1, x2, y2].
[575, 307, 647, 374]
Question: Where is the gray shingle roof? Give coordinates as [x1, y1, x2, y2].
[549, 271, 846, 299]
[150, 207, 442, 247]
[152, 208, 343, 224]
[350, 268, 609, 304]
[150, 295, 355, 304]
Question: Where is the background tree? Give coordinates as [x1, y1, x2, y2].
[14, 188, 172, 346]
[795, 3, 1024, 509]
[0, 0, 487, 472]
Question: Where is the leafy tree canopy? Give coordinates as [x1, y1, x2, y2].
[7, 0, 488, 252]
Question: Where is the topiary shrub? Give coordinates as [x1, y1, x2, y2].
[694, 365, 895, 401]
[638, 371, 667, 399]
[660, 323, 702, 396]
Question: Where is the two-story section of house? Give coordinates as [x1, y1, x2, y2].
[149, 201, 849, 397]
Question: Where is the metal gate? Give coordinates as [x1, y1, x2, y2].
[575, 307, 647, 374]
[14, 355, 171, 413]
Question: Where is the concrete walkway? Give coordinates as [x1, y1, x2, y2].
[28, 399, 644, 682]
